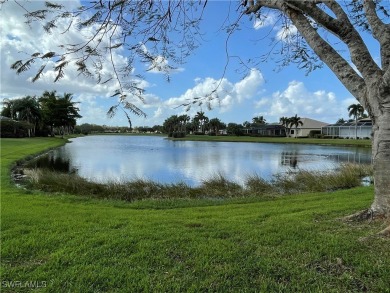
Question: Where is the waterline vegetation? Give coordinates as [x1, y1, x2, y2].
[23, 164, 373, 202]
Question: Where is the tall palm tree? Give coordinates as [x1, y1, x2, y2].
[14, 96, 41, 137]
[279, 116, 291, 137]
[209, 118, 224, 135]
[60, 92, 82, 135]
[39, 90, 57, 136]
[289, 114, 303, 138]
[194, 111, 208, 134]
[163, 115, 180, 134]
[178, 114, 190, 133]
[1, 98, 16, 119]
[39, 91, 82, 137]
[348, 103, 364, 139]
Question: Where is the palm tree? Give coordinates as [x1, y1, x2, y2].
[14, 96, 41, 137]
[178, 114, 190, 133]
[39, 91, 82, 137]
[243, 121, 251, 128]
[279, 116, 291, 137]
[60, 92, 82, 135]
[348, 103, 364, 139]
[163, 115, 180, 134]
[1, 98, 16, 119]
[336, 118, 346, 124]
[289, 114, 303, 138]
[252, 116, 267, 126]
[194, 111, 209, 134]
[209, 118, 224, 135]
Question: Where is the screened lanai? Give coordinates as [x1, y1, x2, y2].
[321, 119, 372, 139]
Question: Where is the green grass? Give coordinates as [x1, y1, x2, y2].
[1, 137, 389, 292]
[172, 134, 372, 147]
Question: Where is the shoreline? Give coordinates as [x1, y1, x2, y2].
[168, 134, 372, 147]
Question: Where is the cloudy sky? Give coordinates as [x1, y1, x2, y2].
[0, 1, 379, 127]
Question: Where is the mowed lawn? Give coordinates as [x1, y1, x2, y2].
[1, 138, 389, 292]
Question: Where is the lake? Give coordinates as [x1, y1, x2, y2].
[28, 135, 372, 186]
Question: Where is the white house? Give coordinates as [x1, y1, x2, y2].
[322, 118, 372, 139]
[289, 118, 328, 138]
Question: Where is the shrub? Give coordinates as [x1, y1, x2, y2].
[172, 132, 186, 138]
[0, 120, 33, 138]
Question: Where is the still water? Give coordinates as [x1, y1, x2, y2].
[28, 135, 372, 186]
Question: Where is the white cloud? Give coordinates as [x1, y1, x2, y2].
[165, 68, 264, 112]
[254, 12, 278, 30]
[255, 80, 351, 123]
[0, 1, 153, 125]
[276, 24, 298, 41]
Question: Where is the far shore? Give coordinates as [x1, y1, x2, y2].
[86, 132, 372, 147]
[167, 134, 372, 147]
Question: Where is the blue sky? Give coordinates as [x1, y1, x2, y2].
[0, 1, 379, 127]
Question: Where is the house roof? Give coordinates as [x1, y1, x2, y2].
[297, 118, 329, 129]
[324, 118, 372, 127]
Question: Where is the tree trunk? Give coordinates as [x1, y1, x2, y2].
[371, 108, 390, 217]
[355, 117, 358, 139]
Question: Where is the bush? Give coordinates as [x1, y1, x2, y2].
[0, 120, 33, 138]
[172, 132, 186, 138]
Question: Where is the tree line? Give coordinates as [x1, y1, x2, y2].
[162, 103, 368, 139]
[1, 91, 81, 138]
[162, 112, 305, 138]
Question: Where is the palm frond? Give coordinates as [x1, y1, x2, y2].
[32, 64, 47, 82]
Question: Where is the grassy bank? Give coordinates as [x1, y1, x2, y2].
[26, 164, 373, 202]
[171, 134, 372, 147]
[1, 138, 389, 292]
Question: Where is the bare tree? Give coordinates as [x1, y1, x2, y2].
[5, 0, 390, 224]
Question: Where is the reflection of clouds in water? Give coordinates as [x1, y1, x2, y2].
[57, 136, 371, 186]
[166, 145, 282, 186]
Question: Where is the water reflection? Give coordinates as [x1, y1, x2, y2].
[26, 152, 76, 173]
[28, 136, 372, 186]
[281, 151, 298, 168]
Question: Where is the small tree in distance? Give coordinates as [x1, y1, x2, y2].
[348, 103, 365, 139]
[288, 114, 303, 138]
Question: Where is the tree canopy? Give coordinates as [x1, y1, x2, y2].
[1, 91, 82, 137]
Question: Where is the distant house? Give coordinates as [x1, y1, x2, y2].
[288, 118, 328, 138]
[243, 124, 287, 137]
[322, 118, 372, 139]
